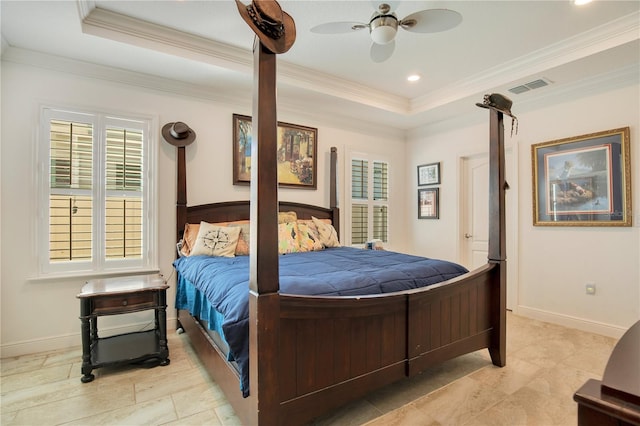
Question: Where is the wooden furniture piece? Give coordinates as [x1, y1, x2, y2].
[170, 42, 507, 425]
[77, 274, 170, 383]
[574, 320, 640, 426]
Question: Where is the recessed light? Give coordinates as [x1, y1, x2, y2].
[574, 0, 592, 5]
[407, 74, 421, 82]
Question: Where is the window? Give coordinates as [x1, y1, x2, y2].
[350, 156, 389, 245]
[39, 107, 156, 276]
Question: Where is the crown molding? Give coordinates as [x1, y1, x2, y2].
[1, 47, 249, 108]
[407, 61, 639, 138]
[2, 46, 403, 138]
[76, 2, 637, 119]
[76, 0, 95, 20]
[411, 10, 640, 114]
[79, 4, 409, 115]
[515, 62, 640, 113]
[278, 61, 409, 114]
[81, 6, 252, 73]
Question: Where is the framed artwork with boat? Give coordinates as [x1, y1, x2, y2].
[532, 127, 631, 226]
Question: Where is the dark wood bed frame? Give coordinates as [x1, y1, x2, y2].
[172, 40, 507, 426]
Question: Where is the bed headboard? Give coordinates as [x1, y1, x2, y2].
[176, 147, 339, 241]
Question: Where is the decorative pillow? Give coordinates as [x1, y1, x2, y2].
[278, 211, 298, 224]
[190, 222, 241, 257]
[278, 222, 301, 254]
[312, 216, 340, 248]
[229, 222, 250, 256]
[297, 221, 324, 252]
[180, 223, 200, 256]
[182, 221, 250, 256]
[298, 218, 331, 227]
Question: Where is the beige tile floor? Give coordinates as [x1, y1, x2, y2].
[1, 313, 617, 426]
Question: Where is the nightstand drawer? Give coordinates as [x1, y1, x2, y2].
[92, 292, 158, 315]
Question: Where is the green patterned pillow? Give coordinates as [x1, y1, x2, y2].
[297, 221, 324, 252]
[278, 211, 298, 223]
[278, 222, 301, 254]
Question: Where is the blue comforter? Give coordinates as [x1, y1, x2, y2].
[173, 247, 468, 396]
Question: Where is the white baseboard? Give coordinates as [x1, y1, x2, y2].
[1, 332, 81, 359]
[515, 305, 628, 339]
[1, 316, 179, 358]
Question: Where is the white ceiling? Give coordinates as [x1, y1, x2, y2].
[1, 0, 639, 131]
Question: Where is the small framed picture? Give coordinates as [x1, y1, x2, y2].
[418, 188, 439, 219]
[417, 162, 440, 186]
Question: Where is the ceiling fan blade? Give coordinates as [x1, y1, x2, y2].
[370, 40, 395, 63]
[310, 21, 368, 34]
[400, 9, 462, 33]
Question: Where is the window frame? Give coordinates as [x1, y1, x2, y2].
[37, 106, 158, 277]
[348, 151, 390, 247]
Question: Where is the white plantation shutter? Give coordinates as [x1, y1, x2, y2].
[373, 161, 387, 201]
[351, 159, 368, 244]
[351, 159, 368, 200]
[350, 156, 389, 245]
[39, 107, 156, 276]
[49, 119, 94, 262]
[373, 205, 388, 242]
[351, 204, 368, 244]
[373, 161, 388, 242]
[105, 127, 143, 259]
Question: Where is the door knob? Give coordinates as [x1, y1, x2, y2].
[464, 233, 473, 239]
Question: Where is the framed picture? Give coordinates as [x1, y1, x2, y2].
[418, 188, 439, 219]
[232, 114, 317, 189]
[417, 162, 440, 186]
[532, 127, 631, 226]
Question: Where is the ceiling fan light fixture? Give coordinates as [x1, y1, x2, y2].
[312, 4, 462, 62]
[370, 15, 398, 45]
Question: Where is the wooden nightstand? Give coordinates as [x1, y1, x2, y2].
[77, 274, 170, 383]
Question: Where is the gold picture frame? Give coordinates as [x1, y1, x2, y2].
[232, 114, 317, 189]
[531, 127, 631, 226]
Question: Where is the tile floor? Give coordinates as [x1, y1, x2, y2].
[1, 313, 617, 425]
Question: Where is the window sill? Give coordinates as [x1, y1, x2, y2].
[28, 268, 161, 283]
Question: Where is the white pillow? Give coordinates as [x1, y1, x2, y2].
[311, 216, 340, 248]
[190, 222, 241, 257]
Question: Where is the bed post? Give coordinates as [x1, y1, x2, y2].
[330, 147, 340, 238]
[487, 108, 507, 367]
[248, 38, 281, 425]
[176, 146, 187, 241]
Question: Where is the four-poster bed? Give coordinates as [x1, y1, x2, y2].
[172, 106, 508, 426]
[170, 2, 507, 425]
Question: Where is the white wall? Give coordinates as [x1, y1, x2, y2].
[2, 50, 636, 357]
[406, 78, 640, 337]
[0, 58, 405, 357]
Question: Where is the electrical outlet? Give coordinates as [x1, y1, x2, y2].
[586, 283, 596, 295]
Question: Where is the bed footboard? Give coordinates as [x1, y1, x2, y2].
[275, 263, 502, 425]
[278, 293, 407, 423]
[407, 263, 501, 374]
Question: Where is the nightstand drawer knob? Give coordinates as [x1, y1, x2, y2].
[122, 300, 128, 306]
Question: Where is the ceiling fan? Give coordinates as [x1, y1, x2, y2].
[310, 2, 462, 63]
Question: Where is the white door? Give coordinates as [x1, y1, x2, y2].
[461, 150, 517, 310]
